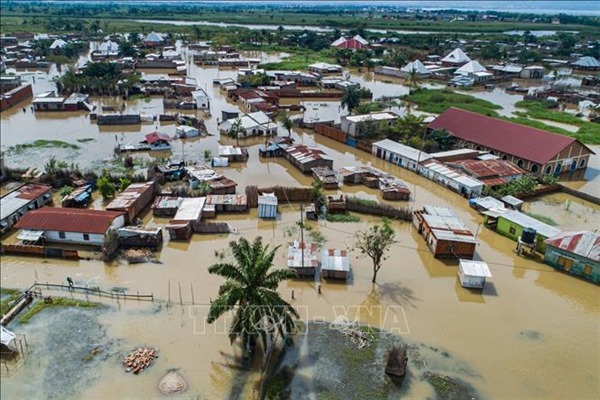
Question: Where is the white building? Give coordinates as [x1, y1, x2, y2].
[419, 159, 484, 197]
[97, 40, 120, 56]
[49, 39, 68, 50]
[341, 112, 399, 138]
[371, 139, 430, 171]
[219, 111, 278, 137]
[454, 60, 493, 82]
[1, 184, 52, 234]
[441, 48, 471, 67]
[14, 208, 125, 246]
[400, 60, 430, 78]
[458, 260, 492, 289]
[191, 88, 210, 110]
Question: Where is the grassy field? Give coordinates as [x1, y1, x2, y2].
[0, 288, 23, 316]
[1, 4, 596, 34]
[404, 88, 502, 116]
[514, 100, 600, 144]
[19, 297, 101, 324]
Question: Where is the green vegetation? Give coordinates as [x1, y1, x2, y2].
[97, 175, 115, 199]
[59, 185, 73, 197]
[76, 138, 95, 143]
[404, 89, 502, 116]
[523, 212, 559, 226]
[354, 219, 396, 283]
[1, 288, 22, 316]
[57, 63, 139, 96]
[19, 297, 101, 324]
[259, 49, 333, 71]
[348, 196, 378, 207]
[7, 139, 80, 154]
[207, 236, 298, 356]
[326, 213, 361, 223]
[514, 100, 600, 144]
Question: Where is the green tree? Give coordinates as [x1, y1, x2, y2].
[354, 219, 396, 284]
[341, 86, 361, 114]
[310, 180, 325, 209]
[406, 68, 422, 94]
[228, 118, 244, 147]
[279, 113, 293, 138]
[59, 186, 73, 198]
[207, 237, 299, 356]
[97, 175, 115, 199]
[390, 114, 426, 143]
[118, 177, 131, 192]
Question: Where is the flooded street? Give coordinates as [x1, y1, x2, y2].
[1, 50, 600, 399]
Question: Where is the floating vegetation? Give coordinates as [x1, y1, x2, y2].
[326, 213, 361, 223]
[19, 297, 101, 324]
[76, 138, 96, 143]
[7, 139, 80, 154]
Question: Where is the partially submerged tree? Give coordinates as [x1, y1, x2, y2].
[97, 175, 115, 199]
[354, 219, 396, 283]
[207, 237, 299, 356]
[341, 85, 361, 114]
[227, 118, 244, 147]
[279, 113, 293, 138]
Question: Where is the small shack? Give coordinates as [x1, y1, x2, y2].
[287, 241, 319, 277]
[117, 227, 163, 249]
[413, 206, 477, 259]
[321, 248, 351, 280]
[258, 193, 278, 219]
[326, 195, 346, 214]
[219, 145, 249, 162]
[106, 181, 157, 223]
[284, 145, 334, 174]
[167, 197, 205, 238]
[205, 195, 248, 213]
[500, 195, 524, 211]
[61, 184, 92, 208]
[151, 196, 182, 217]
[312, 166, 338, 190]
[458, 260, 492, 289]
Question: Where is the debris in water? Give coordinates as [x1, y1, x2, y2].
[123, 347, 159, 374]
[340, 326, 374, 349]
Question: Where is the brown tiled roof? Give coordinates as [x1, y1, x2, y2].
[429, 108, 595, 164]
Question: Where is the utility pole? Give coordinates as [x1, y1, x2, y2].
[300, 203, 304, 272]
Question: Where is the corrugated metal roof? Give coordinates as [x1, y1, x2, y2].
[172, 197, 205, 221]
[106, 182, 155, 210]
[1, 184, 52, 220]
[285, 145, 332, 164]
[372, 139, 430, 162]
[545, 231, 600, 262]
[287, 242, 318, 268]
[459, 260, 492, 277]
[429, 108, 594, 164]
[14, 208, 124, 234]
[499, 210, 561, 238]
[321, 248, 350, 272]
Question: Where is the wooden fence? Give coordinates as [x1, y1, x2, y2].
[35, 282, 154, 301]
[1, 244, 80, 260]
[315, 123, 347, 143]
[346, 198, 413, 221]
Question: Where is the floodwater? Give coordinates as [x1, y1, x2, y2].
[1, 48, 600, 399]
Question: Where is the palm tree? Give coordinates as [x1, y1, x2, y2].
[207, 237, 299, 356]
[406, 68, 421, 94]
[341, 86, 361, 114]
[227, 118, 244, 147]
[279, 113, 293, 137]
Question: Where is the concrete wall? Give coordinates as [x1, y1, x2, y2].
[45, 231, 106, 246]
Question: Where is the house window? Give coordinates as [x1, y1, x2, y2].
[476, 146, 482, 151]
[557, 256, 573, 271]
[509, 226, 516, 235]
[580, 159, 586, 168]
[502, 155, 508, 161]
[83, 233, 90, 241]
[516, 159, 524, 168]
[583, 265, 592, 276]
[59, 231, 66, 239]
[545, 165, 552, 174]
[570, 160, 577, 171]
[530, 164, 539, 173]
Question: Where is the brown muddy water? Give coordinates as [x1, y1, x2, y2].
[1, 50, 600, 399]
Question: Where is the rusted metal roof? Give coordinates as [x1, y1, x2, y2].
[14, 207, 124, 234]
[106, 182, 155, 210]
[545, 231, 600, 262]
[449, 159, 525, 179]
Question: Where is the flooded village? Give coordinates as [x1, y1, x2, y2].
[1, 2, 600, 399]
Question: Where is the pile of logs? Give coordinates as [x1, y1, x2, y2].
[123, 347, 159, 374]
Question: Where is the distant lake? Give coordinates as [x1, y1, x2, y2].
[23, 1, 600, 16]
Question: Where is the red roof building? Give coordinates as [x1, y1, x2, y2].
[14, 207, 126, 246]
[331, 35, 369, 50]
[145, 132, 172, 144]
[428, 108, 594, 175]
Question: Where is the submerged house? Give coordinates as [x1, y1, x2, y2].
[483, 209, 560, 253]
[284, 145, 334, 174]
[441, 48, 471, 67]
[428, 108, 595, 175]
[106, 181, 157, 223]
[61, 184, 92, 208]
[543, 231, 600, 283]
[413, 206, 478, 259]
[371, 139, 429, 172]
[458, 260, 492, 289]
[257, 193, 278, 219]
[1, 183, 52, 234]
[400, 60, 430, 78]
[287, 241, 319, 277]
[14, 208, 125, 246]
[321, 248, 351, 280]
[166, 197, 205, 240]
[142, 132, 172, 151]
